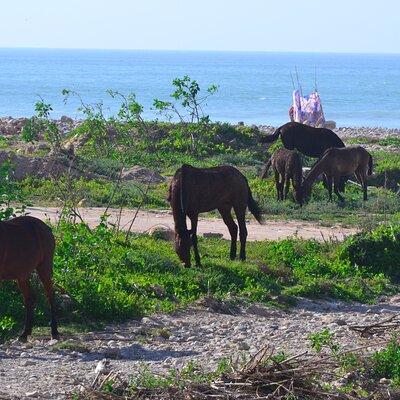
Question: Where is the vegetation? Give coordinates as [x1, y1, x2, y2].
[1, 220, 398, 341]
[0, 76, 399, 346]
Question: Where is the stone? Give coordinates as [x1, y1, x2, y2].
[60, 115, 74, 124]
[121, 166, 165, 184]
[148, 226, 174, 241]
[202, 232, 223, 239]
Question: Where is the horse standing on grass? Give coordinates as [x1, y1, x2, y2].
[302, 146, 373, 202]
[260, 148, 303, 204]
[0, 216, 58, 341]
[168, 164, 263, 267]
[259, 122, 345, 158]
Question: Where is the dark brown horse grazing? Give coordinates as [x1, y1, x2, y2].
[260, 148, 303, 204]
[302, 146, 373, 202]
[0, 216, 58, 341]
[168, 164, 263, 267]
[259, 122, 345, 158]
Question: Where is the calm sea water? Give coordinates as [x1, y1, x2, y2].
[0, 49, 399, 128]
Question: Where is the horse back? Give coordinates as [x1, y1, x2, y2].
[177, 165, 249, 213]
[0, 216, 55, 280]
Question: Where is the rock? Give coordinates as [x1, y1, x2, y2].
[324, 120, 336, 129]
[25, 391, 39, 398]
[94, 359, 110, 375]
[334, 319, 347, 326]
[237, 342, 250, 350]
[203, 232, 223, 239]
[0, 150, 97, 180]
[121, 166, 165, 184]
[148, 226, 174, 241]
[60, 115, 74, 124]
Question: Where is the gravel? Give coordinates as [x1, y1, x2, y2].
[2, 295, 400, 399]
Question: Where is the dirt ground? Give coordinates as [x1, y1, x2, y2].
[26, 206, 357, 242]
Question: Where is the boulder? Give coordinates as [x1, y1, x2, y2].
[148, 226, 174, 241]
[325, 120, 337, 129]
[121, 166, 165, 184]
[0, 150, 96, 180]
[60, 115, 74, 124]
[0, 117, 28, 135]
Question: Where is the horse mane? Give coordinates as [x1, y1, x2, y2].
[303, 154, 329, 187]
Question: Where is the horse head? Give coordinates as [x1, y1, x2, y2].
[174, 228, 192, 267]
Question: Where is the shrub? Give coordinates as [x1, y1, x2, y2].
[370, 339, 400, 385]
[340, 224, 400, 280]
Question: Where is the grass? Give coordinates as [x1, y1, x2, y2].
[1, 221, 399, 341]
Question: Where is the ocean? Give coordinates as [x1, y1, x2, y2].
[0, 48, 399, 128]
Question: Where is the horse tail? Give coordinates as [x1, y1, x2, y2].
[368, 154, 373, 175]
[259, 127, 281, 143]
[260, 159, 272, 179]
[247, 183, 263, 224]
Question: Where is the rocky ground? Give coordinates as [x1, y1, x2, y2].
[1, 295, 400, 399]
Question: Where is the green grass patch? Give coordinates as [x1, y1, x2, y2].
[1, 222, 398, 341]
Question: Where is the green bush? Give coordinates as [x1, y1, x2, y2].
[340, 224, 400, 280]
[370, 339, 400, 385]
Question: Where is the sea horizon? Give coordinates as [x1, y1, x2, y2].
[1, 48, 399, 129]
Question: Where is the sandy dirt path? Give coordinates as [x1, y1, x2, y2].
[26, 206, 357, 241]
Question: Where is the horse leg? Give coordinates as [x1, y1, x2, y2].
[17, 278, 35, 341]
[233, 205, 248, 261]
[37, 262, 59, 340]
[333, 175, 345, 202]
[219, 207, 238, 260]
[189, 214, 201, 267]
[274, 171, 281, 201]
[355, 170, 368, 201]
[284, 174, 290, 200]
[325, 175, 333, 201]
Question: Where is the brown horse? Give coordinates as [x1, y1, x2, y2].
[260, 148, 303, 204]
[259, 122, 345, 158]
[0, 216, 58, 341]
[168, 164, 263, 267]
[302, 146, 373, 202]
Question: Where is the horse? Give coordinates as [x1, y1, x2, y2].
[0, 216, 58, 341]
[259, 122, 345, 158]
[260, 148, 303, 204]
[302, 146, 373, 202]
[168, 164, 263, 267]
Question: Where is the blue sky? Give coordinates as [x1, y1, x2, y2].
[1, 0, 398, 53]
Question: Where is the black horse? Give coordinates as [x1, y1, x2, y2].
[260, 122, 345, 158]
[260, 122, 347, 192]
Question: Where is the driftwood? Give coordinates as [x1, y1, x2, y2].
[349, 314, 400, 337]
[80, 345, 361, 400]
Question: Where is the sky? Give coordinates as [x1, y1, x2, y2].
[0, 0, 398, 53]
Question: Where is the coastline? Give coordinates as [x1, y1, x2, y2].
[0, 116, 399, 138]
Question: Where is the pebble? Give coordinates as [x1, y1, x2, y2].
[0, 297, 397, 399]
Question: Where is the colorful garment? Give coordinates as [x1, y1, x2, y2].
[292, 90, 325, 128]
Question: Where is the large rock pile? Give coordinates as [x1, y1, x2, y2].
[0, 117, 29, 135]
[121, 166, 165, 184]
[0, 151, 95, 180]
[0, 116, 81, 136]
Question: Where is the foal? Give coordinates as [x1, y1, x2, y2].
[168, 164, 263, 267]
[0, 216, 58, 341]
[302, 146, 373, 202]
[260, 148, 303, 204]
